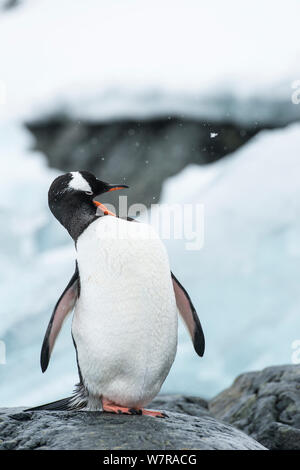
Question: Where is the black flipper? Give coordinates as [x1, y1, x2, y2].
[40, 263, 79, 373]
[171, 272, 205, 357]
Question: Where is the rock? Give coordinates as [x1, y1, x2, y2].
[150, 395, 210, 418]
[0, 0, 21, 10]
[0, 396, 265, 450]
[210, 364, 300, 450]
[26, 117, 259, 207]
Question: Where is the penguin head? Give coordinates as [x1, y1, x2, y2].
[48, 171, 128, 237]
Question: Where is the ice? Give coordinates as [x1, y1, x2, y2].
[158, 123, 300, 396]
[0, 122, 78, 406]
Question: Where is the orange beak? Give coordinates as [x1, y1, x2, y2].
[93, 200, 116, 216]
[93, 182, 128, 216]
[107, 186, 127, 192]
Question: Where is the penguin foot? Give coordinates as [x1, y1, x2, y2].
[141, 409, 168, 418]
[102, 403, 142, 415]
[102, 401, 167, 418]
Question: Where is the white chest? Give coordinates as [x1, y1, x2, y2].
[72, 216, 178, 407]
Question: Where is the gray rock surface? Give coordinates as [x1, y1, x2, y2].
[210, 365, 300, 450]
[0, 0, 21, 10]
[150, 395, 210, 417]
[0, 395, 265, 450]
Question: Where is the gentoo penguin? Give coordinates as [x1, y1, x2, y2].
[27, 170, 205, 417]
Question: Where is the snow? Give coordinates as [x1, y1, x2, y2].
[0, 0, 300, 124]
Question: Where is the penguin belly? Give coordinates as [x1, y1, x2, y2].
[72, 216, 178, 408]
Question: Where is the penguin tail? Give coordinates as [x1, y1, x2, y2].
[24, 383, 90, 412]
[24, 397, 73, 412]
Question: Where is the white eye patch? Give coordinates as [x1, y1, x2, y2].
[69, 172, 92, 193]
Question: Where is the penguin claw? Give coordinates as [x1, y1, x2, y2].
[102, 404, 141, 416]
[129, 408, 142, 415]
[142, 409, 168, 418]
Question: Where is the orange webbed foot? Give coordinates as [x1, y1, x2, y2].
[102, 400, 167, 418]
[142, 409, 168, 418]
[102, 403, 142, 415]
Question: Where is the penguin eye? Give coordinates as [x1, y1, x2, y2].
[85, 191, 93, 196]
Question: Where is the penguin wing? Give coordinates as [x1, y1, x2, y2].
[171, 272, 205, 357]
[40, 264, 79, 372]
